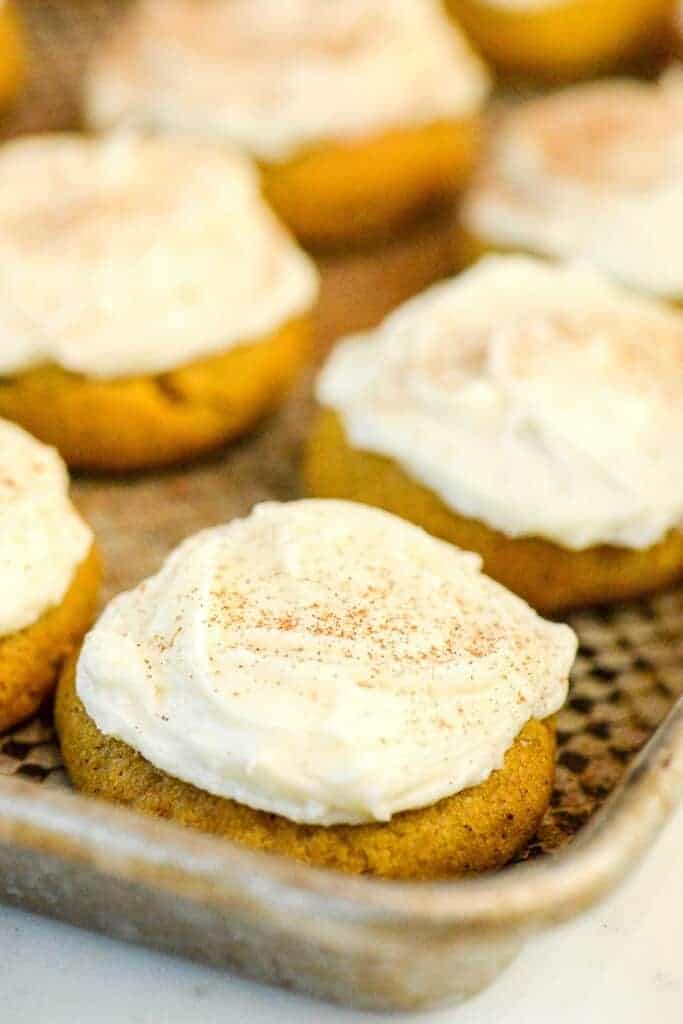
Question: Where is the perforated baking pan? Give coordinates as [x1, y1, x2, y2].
[1, 1, 682, 1012]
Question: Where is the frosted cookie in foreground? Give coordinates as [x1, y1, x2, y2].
[0, 2, 25, 109]
[305, 257, 683, 613]
[0, 418, 100, 733]
[84, 0, 491, 249]
[0, 135, 318, 472]
[445, 0, 673, 78]
[56, 500, 576, 879]
[460, 70, 683, 305]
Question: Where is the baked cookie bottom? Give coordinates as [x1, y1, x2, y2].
[304, 411, 683, 614]
[261, 119, 482, 251]
[56, 658, 555, 880]
[0, 317, 311, 473]
[0, 1, 24, 108]
[0, 546, 101, 734]
[445, 0, 673, 77]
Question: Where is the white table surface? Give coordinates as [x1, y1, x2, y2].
[1, 801, 681, 1024]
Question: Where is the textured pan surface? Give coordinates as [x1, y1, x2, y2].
[0, 1, 682, 1011]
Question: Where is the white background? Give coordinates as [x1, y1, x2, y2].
[1, 801, 681, 1023]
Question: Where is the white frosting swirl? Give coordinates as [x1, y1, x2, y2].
[0, 418, 92, 637]
[463, 70, 683, 300]
[317, 257, 683, 551]
[85, 0, 490, 161]
[77, 500, 575, 826]
[0, 134, 318, 380]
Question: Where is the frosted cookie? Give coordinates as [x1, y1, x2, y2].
[445, 0, 673, 78]
[56, 500, 575, 879]
[306, 257, 683, 613]
[84, 0, 491, 249]
[0, 2, 24, 109]
[0, 134, 318, 472]
[460, 71, 683, 305]
[0, 418, 100, 733]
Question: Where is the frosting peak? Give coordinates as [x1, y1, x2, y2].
[463, 70, 683, 299]
[77, 500, 575, 825]
[85, 0, 490, 160]
[0, 418, 92, 637]
[317, 257, 683, 550]
[0, 134, 318, 380]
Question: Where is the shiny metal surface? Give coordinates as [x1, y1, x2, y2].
[0, 697, 681, 1012]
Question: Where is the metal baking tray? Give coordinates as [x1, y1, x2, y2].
[1, 381, 682, 1011]
[0, 640, 681, 1012]
[1, 0, 682, 1012]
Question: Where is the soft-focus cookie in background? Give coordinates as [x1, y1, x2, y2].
[675, 0, 683, 53]
[306, 257, 683, 613]
[459, 70, 683, 306]
[445, 0, 673, 78]
[0, 418, 100, 733]
[0, 1, 24, 110]
[84, 0, 491, 250]
[56, 500, 576, 880]
[0, 134, 318, 472]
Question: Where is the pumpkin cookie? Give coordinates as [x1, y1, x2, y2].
[460, 71, 683, 305]
[84, 0, 490, 249]
[445, 0, 673, 78]
[0, 135, 318, 471]
[57, 500, 576, 879]
[0, 418, 100, 733]
[675, 2, 683, 53]
[306, 257, 683, 613]
[0, 2, 24, 110]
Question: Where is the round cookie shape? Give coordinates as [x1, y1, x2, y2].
[84, 0, 491, 247]
[308, 257, 683, 611]
[445, 0, 673, 78]
[56, 662, 557, 880]
[461, 71, 683, 303]
[0, 135, 318, 470]
[0, 418, 93, 636]
[1, 548, 101, 733]
[0, 418, 100, 732]
[74, 500, 575, 826]
[59, 499, 574, 878]
[306, 410, 683, 614]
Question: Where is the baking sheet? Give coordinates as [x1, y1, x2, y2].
[1, 0, 683, 865]
[0, 4, 682, 1010]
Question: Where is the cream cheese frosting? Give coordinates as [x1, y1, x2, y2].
[85, 0, 490, 161]
[77, 500, 575, 826]
[0, 418, 92, 638]
[317, 256, 683, 551]
[0, 134, 318, 380]
[462, 70, 683, 300]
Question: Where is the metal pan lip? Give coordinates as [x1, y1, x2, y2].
[1, 695, 681, 937]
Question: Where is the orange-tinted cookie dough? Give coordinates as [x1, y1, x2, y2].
[304, 411, 683, 613]
[261, 119, 482, 250]
[445, 0, 673, 78]
[56, 656, 556, 880]
[0, 546, 101, 733]
[0, 317, 311, 473]
[0, 2, 24, 109]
